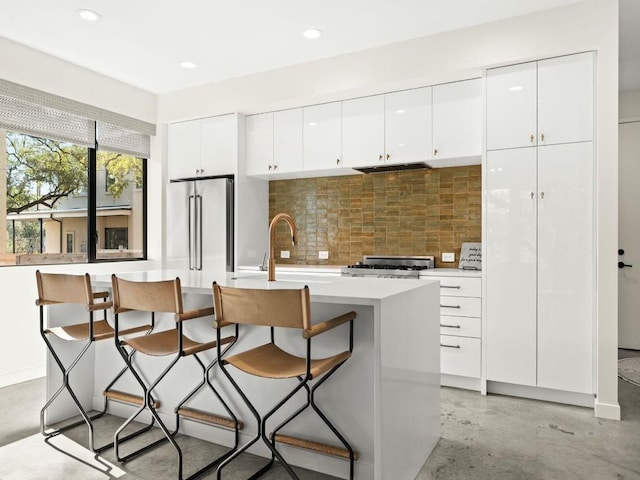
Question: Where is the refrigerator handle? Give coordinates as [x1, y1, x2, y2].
[188, 194, 195, 270]
[196, 194, 203, 271]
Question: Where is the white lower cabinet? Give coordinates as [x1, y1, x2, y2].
[424, 273, 482, 391]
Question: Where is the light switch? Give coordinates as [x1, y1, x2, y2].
[280, 250, 290, 259]
[319, 251, 329, 260]
[442, 252, 455, 262]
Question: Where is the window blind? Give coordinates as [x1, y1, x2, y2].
[0, 77, 155, 152]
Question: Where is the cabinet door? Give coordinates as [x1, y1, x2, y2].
[432, 79, 482, 163]
[303, 102, 342, 171]
[537, 142, 593, 394]
[538, 52, 594, 145]
[342, 95, 384, 168]
[384, 87, 432, 165]
[486, 62, 537, 151]
[273, 108, 303, 174]
[200, 114, 237, 176]
[245, 113, 273, 176]
[486, 147, 537, 386]
[168, 120, 202, 180]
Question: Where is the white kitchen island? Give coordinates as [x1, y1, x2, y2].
[45, 269, 440, 480]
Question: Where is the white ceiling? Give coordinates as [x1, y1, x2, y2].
[0, 0, 636, 94]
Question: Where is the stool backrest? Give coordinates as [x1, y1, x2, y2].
[213, 284, 311, 330]
[36, 270, 93, 306]
[111, 275, 183, 314]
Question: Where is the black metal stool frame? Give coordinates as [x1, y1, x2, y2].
[214, 321, 356, 480]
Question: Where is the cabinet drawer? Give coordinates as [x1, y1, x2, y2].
[427, 276, 481, 297]
[440, 296, 481, 317]
[440, 335, 481, 378]
[439, 315, 481, 338]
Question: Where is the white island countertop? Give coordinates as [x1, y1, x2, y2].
[94, 268, 437, 306]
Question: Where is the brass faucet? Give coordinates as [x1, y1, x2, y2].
[268, 213, 296, 281]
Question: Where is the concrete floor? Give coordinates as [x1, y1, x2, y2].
[2, 354, 640, 479]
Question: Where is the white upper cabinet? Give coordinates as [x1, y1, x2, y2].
[168, 114, 238, 180]
[384, 87, 432, 166]
[273, 108, 303, 175]
[168, 120, 202, 180]
[245, 112, 274, 176]
[537, 52, 594, 146]
[200, 114, 237, 177]
[303, 102, 342, 172]
[487, 52, 594, 150]
[432, 79, 482, 164]
[342, 95, 385, 168]
[486, 62, 537, 150]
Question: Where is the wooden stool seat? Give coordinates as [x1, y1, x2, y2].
[122, 328, 235, 357]
[47, 320, 149, 342]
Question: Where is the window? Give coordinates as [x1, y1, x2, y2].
[0, 78, 153, 266]
[66, 231, 74, 253]
[1, 130, 147, 265]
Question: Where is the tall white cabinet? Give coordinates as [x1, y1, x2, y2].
[485, 52, 595, 397]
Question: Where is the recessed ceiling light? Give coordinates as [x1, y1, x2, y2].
[303, 29, 323, 39]
[78, 9, 101, 21]
[180, 61, 197, 69]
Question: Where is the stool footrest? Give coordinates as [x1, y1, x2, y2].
[270, 433, 359, 461]
[104, 390, 160, 409]
[176, 407, 244, 430]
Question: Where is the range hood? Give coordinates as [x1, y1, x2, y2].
[352, 161, 432, 174]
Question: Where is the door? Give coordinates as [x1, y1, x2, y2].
[537, 142, 593, 393]
[619, 121, 640, 349]
[342, 94, 384, 167]
[537, 52, 594, 146]
[486, 61, 537, 151]
[168, 120, 201, 180]
[432, 79, 482, 161]
[166, 181, 193, 269]
[486, 147, 538, 386]
[273, 108, 303, 174]
[245, 112, 273, 176]
[384, 87, 432, 165]
[303, 102, 342, 171]
[196, 179, 230, 272]
[201, 114, 237, 176]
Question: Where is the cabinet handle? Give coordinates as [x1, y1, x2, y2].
[619, 262, 633, 269]
[273, 164, 278, 171]
[530, 192, 535, 199]
[440, 343, 461, 349]
[268, 165, 272, 171]
[434, 148, 438, 156]
[379, 154, 383, 162]
[540, 191, 545, 199]
[441, 304, 461, 309]
[386, 153, 390, 160]
[530, 134, 535, 144]
[336, 158, 340, 165]
[441, 285, 461, 289]
[440, 323, 461, 329]
[540, 133, 545, 142]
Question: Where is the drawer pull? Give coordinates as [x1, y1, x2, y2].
[441, 285, 461, 289]
[440, 323, 461, 329]
[440, 343, 461, 349]
[441, 304, 461, 309]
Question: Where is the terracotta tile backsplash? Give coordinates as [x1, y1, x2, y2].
[269, 166, 481, 267]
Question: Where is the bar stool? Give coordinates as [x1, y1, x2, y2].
[111, 274, 242, 480]
[36, 270, 152, 452]
[212, 282, 358, 480]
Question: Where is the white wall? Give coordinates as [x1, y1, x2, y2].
[158, 0, 620, 419]
[0, 37, 162, 387]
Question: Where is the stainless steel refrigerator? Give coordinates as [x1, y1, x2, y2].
[166, 176, 234, 271]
